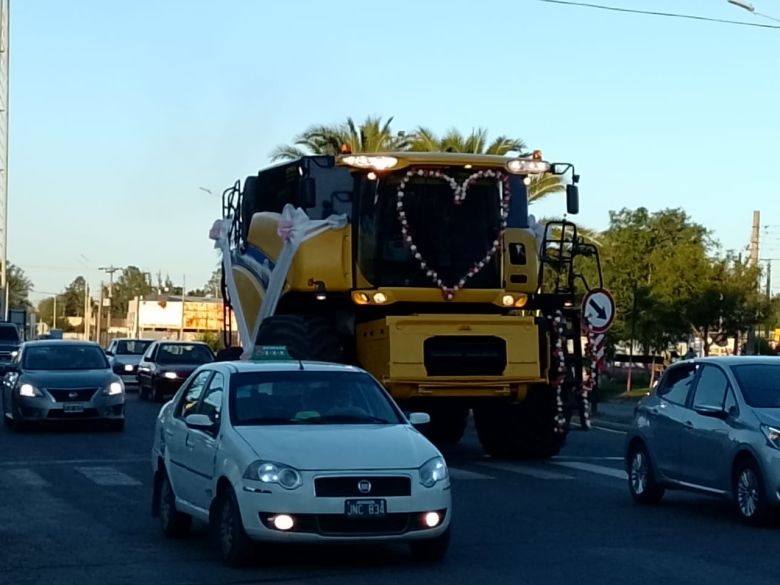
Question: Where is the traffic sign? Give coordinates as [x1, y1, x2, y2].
[582, 288, 615, 334]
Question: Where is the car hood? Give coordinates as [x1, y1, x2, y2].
[233, 424, 440, 471]
[753, 409, 780, 428]
[23, 369, 115, 389]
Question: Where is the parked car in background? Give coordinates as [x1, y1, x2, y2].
[626, 356, 780, 525]
[106, 338, 154, 388]
[137, 340, 215, 402]
[1, 340, 125, 431]
[0, 322, 21, 373]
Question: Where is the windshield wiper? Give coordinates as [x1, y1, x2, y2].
[306, 414, 394, 424]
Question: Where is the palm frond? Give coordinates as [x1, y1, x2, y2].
[269, 145, 308, 161]
[528, 173, 564, 203]
[486, 136, 528, 156]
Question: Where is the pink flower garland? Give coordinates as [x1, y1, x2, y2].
[396, 168, 511, 300]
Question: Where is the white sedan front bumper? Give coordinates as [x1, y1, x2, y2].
[235, 470, 452, 544]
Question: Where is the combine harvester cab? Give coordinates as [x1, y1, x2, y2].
[210, 149, 604, 459]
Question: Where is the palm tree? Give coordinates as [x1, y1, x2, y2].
[270, 115, 408, 161]
[407, 126, 527, 156]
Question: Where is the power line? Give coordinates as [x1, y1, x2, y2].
[533, 0, 780, 29]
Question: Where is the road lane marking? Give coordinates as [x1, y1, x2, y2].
[592, 425, 627, 435]
[5, 468, 50, 487]
[554, 456, 624, 461]
[552, 461, 627, 480]
[478, 461, 574, 480]
[448, 467, 494, 480]
[0, 457, 148, 468]
[74, 466, 143, 486]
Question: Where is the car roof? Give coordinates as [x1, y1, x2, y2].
[22, 339, 102, 347]
[680, 356, 780, 367]
[215, 360, 366, 375]
[155, 340, 209, 346]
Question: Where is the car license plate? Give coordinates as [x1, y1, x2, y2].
[345, 499, 387, 518]
[63, 403, 85, 413]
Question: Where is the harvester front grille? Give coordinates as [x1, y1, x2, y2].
[423, 336, 506, 376]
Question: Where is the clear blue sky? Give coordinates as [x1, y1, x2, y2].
[9, 0, 779, 302]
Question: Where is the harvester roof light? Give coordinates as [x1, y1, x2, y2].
[532, 150, 543, 161]
[340, 143, 352, 154]
[341, 155, 399, 171]
[506, 158, 550, 175]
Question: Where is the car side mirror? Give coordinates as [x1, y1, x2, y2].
[694, 405, 729, 420]
[105, 351, 113, 357]
[566, 184, 579, 215]
[185, 413, 217, 432]
[408, 412, 431, 428]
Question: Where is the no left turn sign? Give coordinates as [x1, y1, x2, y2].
[582, 288, 615, 334]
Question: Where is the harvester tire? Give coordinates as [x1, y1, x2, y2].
[215, 347, 243, 362]
[255, 315, 344, 363]
[474, 384, 565, 460]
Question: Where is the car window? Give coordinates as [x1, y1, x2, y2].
[657, 364, 696, 406]
[692, 365, 730, 409]
[731, 364, 780, 408]
[175, 370, 212, 419]
[229, 370, 403, 426]
[116, 339, 152, 355]
[23, 344, 109, 371]
[142, 343, 157, 361]
[157, 343, 214, 365]
[198, 372, 225, 423]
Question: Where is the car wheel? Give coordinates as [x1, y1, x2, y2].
[158, 473, 192, 538]
[217, 487, 252, 566]
[627, 443, 664, 505]
[409, 527, 450, 562]
[734, 458, 775, 526]
[152, 380, 165, 403]
[138, 383, 148, 401]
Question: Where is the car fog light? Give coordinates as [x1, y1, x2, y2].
[124, 364, 134, 372]
[423, 512, 441, 528]
[272, 514, 294, 531]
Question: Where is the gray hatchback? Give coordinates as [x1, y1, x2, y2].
[625, 356, 780, 525]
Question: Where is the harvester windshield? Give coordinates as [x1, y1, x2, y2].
[354, 169, 530, 289]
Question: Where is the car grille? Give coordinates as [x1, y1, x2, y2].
[47, 388, 98, 402]
[423, 335, 507, 376]
[47, 408, 99, 419]
[314, 476, 412, 497]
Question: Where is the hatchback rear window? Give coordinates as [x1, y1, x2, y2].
[731, 364, 780, 408]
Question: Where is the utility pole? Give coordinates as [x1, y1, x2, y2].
[96, 282, 104, 346]
[750, 210, 760, 267]
[98, 265, 120, 341]
[179, 275, 186, 340]
[83, 282, 90, 341]
[52, 294, 56, 330]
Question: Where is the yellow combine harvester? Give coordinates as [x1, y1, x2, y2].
[210, 149, 603, 458]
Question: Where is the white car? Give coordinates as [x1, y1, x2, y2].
[150, 357, 452, 566]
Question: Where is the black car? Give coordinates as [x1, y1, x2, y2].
[137, 340, 215, 401]
[0, 322, 21, 371]
[1, 340, 126, 431]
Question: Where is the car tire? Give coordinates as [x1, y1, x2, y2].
[733, 457, 775, 526]
[409, 527, 450, 562]
[216, 487, 253, 566]
[138, 383, 149, 401]
[152, 380, 165, 403]
[158, 473, 192, 538]
[627, 442, 664, 505]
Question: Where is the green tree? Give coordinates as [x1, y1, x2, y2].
[61, 276, 86, 317]
[407, 126, 527, 156]
[111, 266, 153, 318]
[205, 268, 221, 297]
[7, 263, 33, 309]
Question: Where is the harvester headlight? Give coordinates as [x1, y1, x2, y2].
[506, 159, 550, 175]
[352, 292, 370, 305]
[502, 294, 515, 307]
[342, 155, 398, 171]
[373, 292, 388, 304]
[514, 294, 528, 308]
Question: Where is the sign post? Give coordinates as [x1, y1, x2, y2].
[580, 288, 616, 424]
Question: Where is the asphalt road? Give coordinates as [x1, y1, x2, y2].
[1, 394, 779, 585]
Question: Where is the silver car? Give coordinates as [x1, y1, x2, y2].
[106, 338, 154, 387]
[1, 340, 126, 431]
[625, 356, 780, 525]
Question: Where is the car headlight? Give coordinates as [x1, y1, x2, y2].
[123, 364, 134, 372]
[761, 424, 780, 449]
[419, 456, 448, 488]
[163, 371, 177, 379]
[18, 383, 43, 398]
[243, 461, 302, 490]
[104, 381, 124, 396]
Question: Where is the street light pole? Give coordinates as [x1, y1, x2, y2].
[98, 265, 120, 341]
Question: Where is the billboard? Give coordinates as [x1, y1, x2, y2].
[138, 300, 183, 329]
[183, 301, 230, 330]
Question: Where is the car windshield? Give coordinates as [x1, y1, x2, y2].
[157, 344, 213, 365]
[115, 340, 151, 355]
[0, 325, 19, 342]
[23, 344, 109, 371]
[230, 370, 403, 426]
[731, 364, 780, 408]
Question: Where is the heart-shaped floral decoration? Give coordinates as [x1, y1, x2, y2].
[396, 168, 511, 300]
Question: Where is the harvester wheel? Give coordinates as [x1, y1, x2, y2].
[474, 384, 565, 460]
[255, 315, 344, 363]
[423, 407, 469, 447]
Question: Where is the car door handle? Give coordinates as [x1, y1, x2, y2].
[164, 429, 174, 439]
[684, 420, 694, 429]
[185, 434, 195, 449]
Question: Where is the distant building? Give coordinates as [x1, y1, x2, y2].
[125, 295, 238, 344]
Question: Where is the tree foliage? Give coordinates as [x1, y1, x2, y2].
[110, 266, 153, 318]
[7, 263, 33, 309]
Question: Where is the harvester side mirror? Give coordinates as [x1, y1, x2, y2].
[298, 178, 316, 208]
[566, 184, 579, 215]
